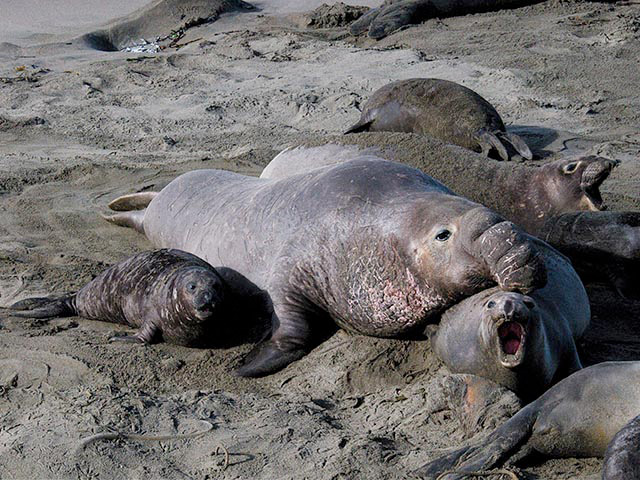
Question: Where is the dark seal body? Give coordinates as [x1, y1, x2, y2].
[346, 78, 532, 161]
[602, 414, 640, 480]
[104, 159, 547, 376]
[11, 249, 230, 347]
[432, 238, 588, 400]
[417, 361, 640, 479]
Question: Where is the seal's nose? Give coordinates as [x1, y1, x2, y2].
[193, 290, 215, 310]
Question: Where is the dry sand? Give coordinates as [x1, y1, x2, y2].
[0, 0, 638, 478]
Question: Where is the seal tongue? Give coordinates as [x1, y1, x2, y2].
[498, 322, 523, 355]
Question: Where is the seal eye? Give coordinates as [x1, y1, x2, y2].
[487, 300, 496, 309]
[435, 229, 452, 242]
[523, 298, 535, 309]
[562, 162, 579, 174]
[187, 283, 197, 292]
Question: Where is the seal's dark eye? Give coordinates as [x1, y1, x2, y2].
[487, 300, 496, 308]
[187, 283, 197, 292]
[562, 162, 578, 174]
[435, 229, 452, 242]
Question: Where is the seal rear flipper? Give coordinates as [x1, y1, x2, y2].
[9, 294, 76, 318]
[475, 129, 510, 161]
[102, 210, 146, 234]
[233, 340, 307, 377]
[109, 321, 159, 344]
[108, 192, 157, 211]
[344, 119, 374, 134]
[499, 132, 533, 161]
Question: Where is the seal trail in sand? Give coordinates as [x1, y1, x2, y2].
[104, 159, 547, 377]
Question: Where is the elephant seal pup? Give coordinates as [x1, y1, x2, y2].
[415, 361, 640, 479]
[346, 78, 532, 161]
[10, 249, 232, 347]
[602, 414, 640, 480]
[103, 159, 547, 377]
[432, 238, 589, 401]
[350, 0, 546, 40]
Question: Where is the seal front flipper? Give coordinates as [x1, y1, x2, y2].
[109, 320, 159, 344]
[234, 339, 307, 377]
[108, 192, 157, 211]
[102, 210, 146, 234]
[9, 294, 76, 318]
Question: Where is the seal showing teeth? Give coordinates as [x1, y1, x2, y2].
[499, 321, 524, 356]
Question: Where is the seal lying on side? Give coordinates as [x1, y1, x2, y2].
[602, 414, 640, 480]
[260, 143, 634, 295]
[350, 0, 546, 40]
[10, 249, 232, 347]
[431, 237, 589, 401]
[416, 361, 640, 479]
[104, 159, 547, 377]
[346, 78, 532, 161]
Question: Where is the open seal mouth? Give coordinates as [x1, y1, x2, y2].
[496, 320, 526, 367]
[581, 158, 619, 211]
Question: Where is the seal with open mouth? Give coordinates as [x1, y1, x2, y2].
[431, 238, 589, 400]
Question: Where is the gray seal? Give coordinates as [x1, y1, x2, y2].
[431, 237, 589, 400]
[10, 249, 233, 347]
[345, 78, 532, 161]
[602, 414, 640, 480]
[416, 361, 640, 479]
[103, 159, 547, 377]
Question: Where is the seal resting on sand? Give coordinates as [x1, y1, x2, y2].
[431, 237, 589, 400]
[346, 78, 532, 161]
[350, 1, 546, 40]
[602, 414, 640, 480]
[415, 361, 640, 479]
[103, 159, 547, 377]
[10, 249, 233, 347]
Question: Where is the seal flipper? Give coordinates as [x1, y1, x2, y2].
[234, 339, 307, 377]
[344, 118, 374, 134]
[9, 294, 76, 318]
[109, 320, 159, 344]
[102, 210, 146, 234]
[499, 132, 533, 160]
[475, 129, 510, 161]
[367, 0, 428, 40]
[108, 192, 157, 211]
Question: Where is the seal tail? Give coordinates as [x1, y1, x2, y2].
[344, 119, 374, 134]
[108, 192, 157, 211]
[102, 210, 146, 234]
[10, 294, 76, 318]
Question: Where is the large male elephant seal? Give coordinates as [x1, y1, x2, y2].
[260, 143, 635, 294]
[431, 238, 589, 400]
[10, 249, 236, 347]
[104, 159, 547, 377]
[350, 1, 545, 39]
[345, 78, 532, 161]
[602, 414, 640, 480]
[416, 361, 640, 479]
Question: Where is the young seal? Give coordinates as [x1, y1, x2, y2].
[431, 237, 589, 400]
[350, 1, 546, 40]
[260, 142, 630, 293]
[602, 414, 640, 480]
[103, 159, 547, 377]
[415, 361, 640, 479]
[10, 249, 233, 347]
[345, 78, 532, 161]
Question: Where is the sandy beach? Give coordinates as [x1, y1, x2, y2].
[0, 0, 639, 478]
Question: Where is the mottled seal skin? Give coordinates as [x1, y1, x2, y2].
[350, 0, 546, 39]
[602, 414, 640, 480]
[346, 78, 532, 161]
[416, 361, 640, 479]
[261, 143, 629, 292]
[10, 249, 232, 347]
[104, 159, 547, 377]
[432, 238, 589, 400]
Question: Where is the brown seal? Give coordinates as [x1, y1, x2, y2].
[10, 249, 238, 347]
[346, 78, 532, 161]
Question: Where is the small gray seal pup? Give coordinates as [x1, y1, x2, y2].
[345, 78, 532, 161]
[431, 238, 589, 400]
[350, 0, 546, 40]
[415, 361, 640, 479]
[10, 249, 234, 347]
[602, 414, 640, 480]
[103, 159, 547, 377]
